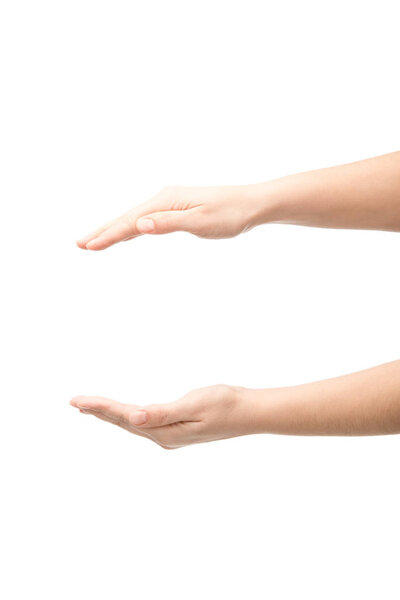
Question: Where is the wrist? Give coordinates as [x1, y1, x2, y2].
[246, 173, 316, 228]
[237, 385, 305, 435]
[234, 386, 279, 435]
[242, 179, 292, 229]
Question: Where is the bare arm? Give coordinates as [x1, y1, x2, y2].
[70, 360, 400, 448]
[249, 360, 400, 436]
[258, 151, 400, 231]
[77, 151, 400, 250]
[73, 153, 400, 445]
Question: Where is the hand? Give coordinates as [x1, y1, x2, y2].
[77, 153, 400, 251]
[70, 361, 400, 444]
[76, 184, 264, 251]
[70, 385, 261, 449]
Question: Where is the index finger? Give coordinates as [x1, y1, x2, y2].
[76, 195, 163, 251]
[70, 396, 135, 423]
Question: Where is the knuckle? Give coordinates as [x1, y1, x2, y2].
[118, 407, 131, 428]
[149, 405, 168, 426]
[121, 214, 136, 234]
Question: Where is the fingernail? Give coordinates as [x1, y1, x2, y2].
[137, 218, 155, 233]
[130, 410, 147, 426]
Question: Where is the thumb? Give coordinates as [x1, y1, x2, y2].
[136, 210, 194, 235]
[128, 401, 191, 428]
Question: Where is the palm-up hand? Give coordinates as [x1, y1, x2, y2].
[76, 185, 262, 251]
[70, 385, 262, 449]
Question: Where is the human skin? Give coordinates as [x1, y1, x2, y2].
[76, 151, 400, 251]
[70, 361, 400, 448]
[72, 151, 400, 446]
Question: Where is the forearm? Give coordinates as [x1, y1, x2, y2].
[250, 151, 400, 231]
[245, 360, 400, 436]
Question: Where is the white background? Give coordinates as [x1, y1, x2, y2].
[1, 1, 399, 598]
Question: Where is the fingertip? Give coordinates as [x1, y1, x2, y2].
[76, 239, 88, 249]
[86, 238, 104, 250]
[70, 396, 85, 407]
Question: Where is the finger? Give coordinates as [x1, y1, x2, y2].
[129, 398, 198, 429]
[70, 396, 137, 426]
[71, 396, 163, 429]
[71, 396, 200, 448]
[76, 205, 145, 250]
[83, 202, 159, 250]
[76, 217, 120, 249]
[71, 392, 199, 428]
[136, 208, 199, 236]
[85, 206, 198, 250]
[79, 408, 191, 449]
[85, 219, 138, 251]
[76, 195, 165, 250]
[77, 407, 155, 442]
